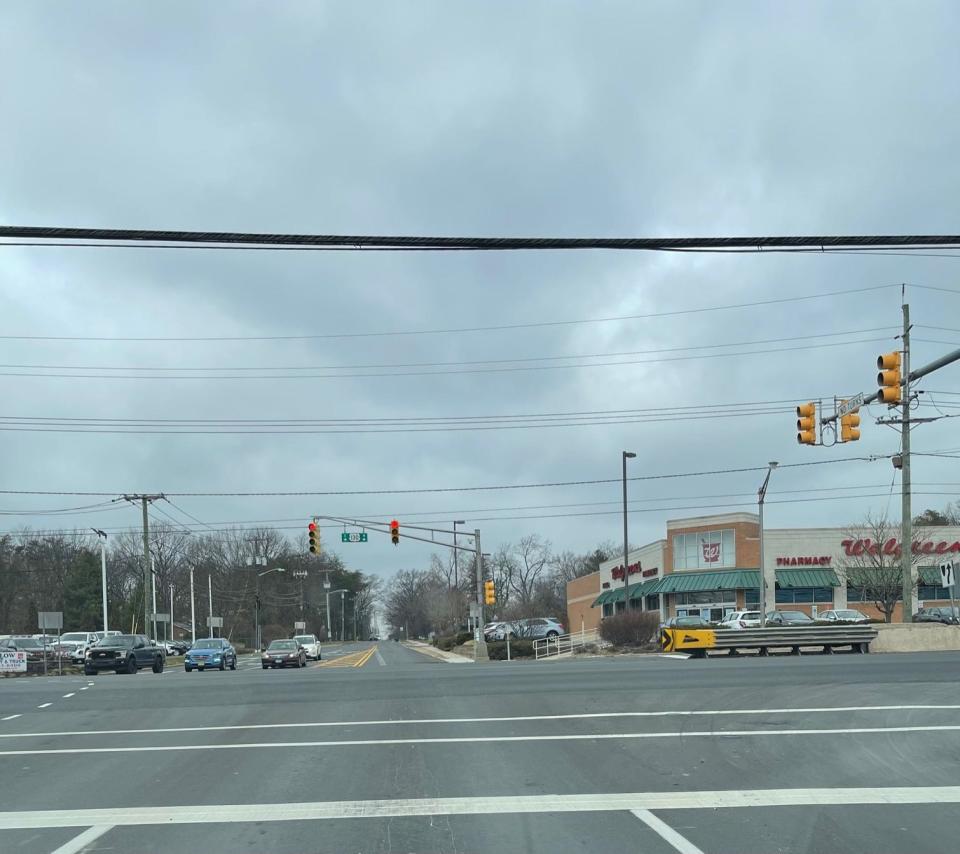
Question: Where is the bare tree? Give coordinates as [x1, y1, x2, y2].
[839, 513, 924, 623]
[509, 535, 551, 607]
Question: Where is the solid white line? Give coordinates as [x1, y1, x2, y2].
[0, 724, 958, 756]
[632, 809, 705, 854]
[37, 703, 51, 709]
[62, 693, 75, 699]
[1, 715, 20, 721]
[0, 787, 958, 829]
[375, 649, 386, 666]
[0, 703, 955, 740]
[49, 824, 113, 854]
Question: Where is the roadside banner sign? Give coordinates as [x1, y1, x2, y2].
[0, 650, 27, 673]
[940, 559, 956, 589]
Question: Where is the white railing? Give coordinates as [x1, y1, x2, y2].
[533, 628, 600, 660]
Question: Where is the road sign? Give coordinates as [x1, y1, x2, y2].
[206, 616, 223, 628]
[469, 602, 481, 618]
[660, 628, 716, 653]
[294, 621, 306, 631]
[939, 559, 956, 589]
[837, 393, 864, 418]
[152, 613, 170, 623]
[0, 650, 27, 673]
[341, 532, 368, 543]
[38, 611, 63, 631]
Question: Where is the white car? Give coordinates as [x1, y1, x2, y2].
[817, 609, 870, 623]
[293, 634, 322, 660]
[719, 611, 761, 629]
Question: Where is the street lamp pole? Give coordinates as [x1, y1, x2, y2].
[255, 566, 286, 650]
[622, 451, 636, 612]
[189, 565, 196, 644]
[758, 461, 779, 628]
[92, 529, 108, 634]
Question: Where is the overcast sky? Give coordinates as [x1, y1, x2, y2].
[2, 2, 960, 579]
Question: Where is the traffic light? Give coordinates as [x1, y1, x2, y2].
[484, 579, 496, 605]
[390, 519, 399, 546]
[840, 410, 861, 442]
[308, 522, 320, 554]
[877, 351, 902, 404]
[796, 401, 817, 445]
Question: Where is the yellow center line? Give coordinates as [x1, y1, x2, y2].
[315, 647, 376, 669]
[353, 647, 376, 668]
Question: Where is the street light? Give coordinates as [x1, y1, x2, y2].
[758, 461, 779, 628]
[255, 566, 286, 650]
[622, 451, 636, 612]
[91, 529, 108, 634]
[326, 588, 351, 641]
[452, 520, 466, 589]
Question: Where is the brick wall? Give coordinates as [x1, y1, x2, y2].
[566, 572, 601, 634]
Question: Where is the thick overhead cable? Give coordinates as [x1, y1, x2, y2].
[2, 226, 960, 252]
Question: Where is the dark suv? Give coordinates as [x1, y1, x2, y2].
[84, 634, 165, 675]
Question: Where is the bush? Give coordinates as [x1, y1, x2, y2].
[433, 635, 457, 651]
[599, 611, 660, 648]
[455, 631, 473, 646]
[486, 640, 534, 660]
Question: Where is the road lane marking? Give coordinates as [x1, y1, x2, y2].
[2, 724, 960, 756]
[316, 647, 376, 669]
[50, 824, 113, 854]
[37, 704, 51, 709]
[375, 648, 386, 666]
[1, 704, 957, 740]
[1, 787, 959, 829]
[632, 810, 705, 854]
[79, 687, 89, 691]
[1, 715, 20, 721]
[62, 693, 75, 699]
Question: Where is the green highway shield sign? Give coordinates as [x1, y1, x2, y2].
[341, 532, 369, 543]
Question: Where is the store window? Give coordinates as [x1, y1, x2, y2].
[848, 585, 951, 602]
[745, 589, 760, 604]
[775, 587, 833, 604]
[675, 589, 736, 605]
[672, 529, 736, 569]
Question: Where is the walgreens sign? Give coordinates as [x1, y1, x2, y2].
[841, 538, 960, 558]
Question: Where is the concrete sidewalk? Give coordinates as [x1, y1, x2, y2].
[402, 640, 474, 663]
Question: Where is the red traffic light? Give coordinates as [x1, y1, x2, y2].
[308, 522, 317, 532]
[390, 519, 399, 545]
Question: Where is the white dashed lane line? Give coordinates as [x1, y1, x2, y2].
[63, 693, 75, 699]
[1, 715, 20, 721]
[37, 703, 52, 709]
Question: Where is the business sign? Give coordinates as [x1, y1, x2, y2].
[38, 611, 63, 630]
[206, 616, 223, 628]
[612, 561, 651, 580]
[842, 538, 960, 557]
[294, 621, 306, 631]
[341, 532, 368, 543]
[701, 541, 721, 563]
[0, 650, 27, 673]
[940, 559, 956, 589]
[776, 556, 833, 566]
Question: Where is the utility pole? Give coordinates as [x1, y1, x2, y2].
[150, 558, 158, 641]
[92, 529, 108, 634]
[121, 494, 163, 643]
[622, 451, 636, 611]
[169, 583, 174, 642]
[208, 573, 214, 637]
[474, 528, 488, 660]
[901, 303, 915, 621]
[189, 565, 196, 644]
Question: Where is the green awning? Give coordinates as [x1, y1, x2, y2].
[650, 569, 760, 595]
[775, 568, 840, 588]
[591, 589, 614, 607]
[920, 566, 948, 586]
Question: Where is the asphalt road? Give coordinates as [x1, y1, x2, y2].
[1, 643, 960, 853]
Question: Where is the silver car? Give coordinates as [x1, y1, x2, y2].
[818, 609, 870, 623]
[512, 618, 565, 639]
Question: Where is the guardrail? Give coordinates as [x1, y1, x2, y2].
[660, 625, 878, 658]
[533, 628, 600, 660]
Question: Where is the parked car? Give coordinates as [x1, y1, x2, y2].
[719, 611, 761, 629]
[511, 618, 565, 639]
[261, 639, 307, 669]
[52, 640, 87, 664]
[84, 634, 165, 675]
[184, 638, 237, 671]
[817, 609, 870, 624]
[916, 607, 960, 625]
[765, 610, 815, 626]
[0, 636, 48, 663]
[166, 639, 190, 655]
[59, 631, 101, 657]
[293, 634, 322, 660]
[484, 622, 511, 641]
[663, 615, 714, 628]
[32, 634, 60, 649]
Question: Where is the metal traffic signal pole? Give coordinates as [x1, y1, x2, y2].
[474, 528, 488, 660]
[899, 303, 915, 620]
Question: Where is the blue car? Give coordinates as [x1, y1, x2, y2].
[184, 638, 237, 672]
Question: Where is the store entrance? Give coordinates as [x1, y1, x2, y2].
[677, 604, 728, 622]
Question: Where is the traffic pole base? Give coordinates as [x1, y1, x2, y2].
[474, 640, 489, 661]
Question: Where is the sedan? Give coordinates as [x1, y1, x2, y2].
[916, 607, 960, 625]
[765, 610, 815, 626]
[663, 615, 713, 629]
[184, 638, 237, 671]
[818, 609, 870, 624]
[261, 639, 307, 669]
[293, 634, 322, 660]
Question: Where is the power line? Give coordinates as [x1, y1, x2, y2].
[0, 285, 903, 343]
[0, 336, 897, 381]
[2, 226, 960, 252]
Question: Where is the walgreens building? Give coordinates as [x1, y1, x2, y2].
[565, 512, 960, 632]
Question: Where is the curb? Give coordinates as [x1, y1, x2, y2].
[402, 640, 474, 663]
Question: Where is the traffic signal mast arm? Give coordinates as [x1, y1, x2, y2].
[318, 516, 478, 552]
[820, 344, 960, 425]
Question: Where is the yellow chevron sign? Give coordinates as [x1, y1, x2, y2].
[660, 628, 716, 652]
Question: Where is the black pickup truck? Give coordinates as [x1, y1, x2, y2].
[84, 634, 166, 675]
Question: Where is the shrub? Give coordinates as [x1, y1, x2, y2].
[599, 611, 660, 649]
[433, 635, 458, 651]
[455, 631, 473, 646]
[486, 640, 534, 660]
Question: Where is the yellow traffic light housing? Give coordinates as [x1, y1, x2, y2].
[877, 351, 902, 404]
[484, 579, 496, 605]
[390, 519, 400, 546]
[840, 411, 861, 442]
[308, 522, 320, 554]
[796, 401, 817, 445]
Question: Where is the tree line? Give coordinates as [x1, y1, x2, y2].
[383, 535, 619, 637]
[0, 524, 378, 647]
